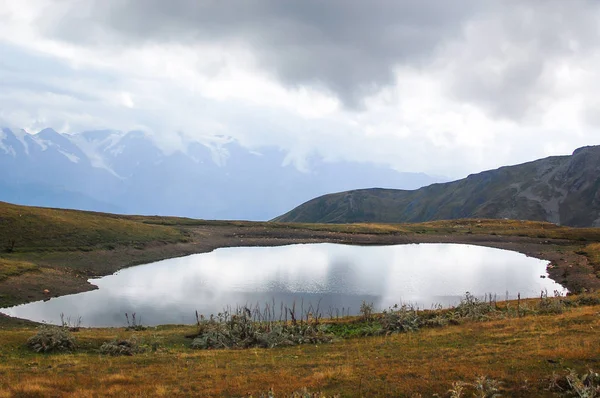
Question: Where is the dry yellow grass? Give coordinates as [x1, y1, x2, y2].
[0, 303, 599, 397]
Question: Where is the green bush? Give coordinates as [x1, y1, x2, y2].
[27, 326, 76, 353]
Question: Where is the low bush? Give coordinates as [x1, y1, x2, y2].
[566, 294, 600, 307]
[450, 292, 497, 321]
[448, 375, 502, 398]
[379, 304, 421, 333]
[247, 387, 340, 398]
[27, 326, 76, 353]
[190, 308, 333, 350]
[538, 290, 566, 314]
[549, 368, 600, 397]
[99, 338, 145, 356]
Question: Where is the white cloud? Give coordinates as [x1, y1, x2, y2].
[0, 0, 599, 179]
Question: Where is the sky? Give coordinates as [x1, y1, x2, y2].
[1, 0, 599, 179]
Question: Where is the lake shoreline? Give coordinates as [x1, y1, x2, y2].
[3, 242, 563, 327]
[2, 222, 597, 327]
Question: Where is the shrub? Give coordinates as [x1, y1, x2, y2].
[448, 376, 502, 398]
[249, 387, 340, 398]
[99, 338, 145, 356]
[566, 369, 600, 397]
[379, 304, 421, 333]
[359, 301, 374, 322]
[538, 290, 566, 314]
[451, 292, 496, 321]
[27, 326, 76, 353]
[567, 294, 600, 307]
[190, 307, 333, 350]
[549, 368, 600, 397]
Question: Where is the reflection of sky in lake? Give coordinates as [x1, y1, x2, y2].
[0, 243, 566, 326]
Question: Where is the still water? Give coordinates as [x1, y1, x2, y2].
[0, 243, 565, 326]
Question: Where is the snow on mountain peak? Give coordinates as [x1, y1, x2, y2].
[0, 128, 15, 156]
[13, 129, 31, 155]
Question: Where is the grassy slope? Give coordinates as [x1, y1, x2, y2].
[0, 300, 599, 397]
[274, 148, 600, 226]
[3, 201, 600, 252]
[0, 258, 38, 281]
[0, 201, 188, 252]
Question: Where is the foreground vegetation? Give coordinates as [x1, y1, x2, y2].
[0, 293, 599, 397]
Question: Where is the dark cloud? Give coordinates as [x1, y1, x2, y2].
[46, 0, 486, 107]
[25, 0, 600, 119]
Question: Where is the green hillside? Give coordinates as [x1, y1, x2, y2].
[274, 146, 600, 226]
[0, 201, 188, 253]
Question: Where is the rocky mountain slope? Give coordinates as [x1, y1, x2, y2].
[274, 145, 600, 227]
[0, 127, 440, 220]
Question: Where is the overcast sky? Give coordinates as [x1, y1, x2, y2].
[1, 0, 599, 178]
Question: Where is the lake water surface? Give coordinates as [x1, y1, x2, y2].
[0, 243, 566, 326]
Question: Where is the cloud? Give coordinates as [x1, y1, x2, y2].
[441, 0, 600, 121]
[0, 0, 599, 178]
[41, 0, 488, 108]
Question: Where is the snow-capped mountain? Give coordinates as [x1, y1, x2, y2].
[0, 127, 443, 220]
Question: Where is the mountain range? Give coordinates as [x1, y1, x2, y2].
[274, 145, 600, 227]
[0, 127, 440, 220]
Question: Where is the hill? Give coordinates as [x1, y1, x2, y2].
[274, 145, 600, 227]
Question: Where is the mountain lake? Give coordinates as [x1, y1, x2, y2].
[0, 243, 567, 327]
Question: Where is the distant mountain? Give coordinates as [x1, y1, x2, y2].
[0, 181, 123, 214]
[274, 145, 600, 227]
[0, 127, 442, 220]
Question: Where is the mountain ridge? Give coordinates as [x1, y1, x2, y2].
[0, 127, 442, 220]
[273, 145, 600, 227]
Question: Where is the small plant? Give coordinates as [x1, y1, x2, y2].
[99, 337, 145, 356]
[538, 289, 566, 314]
[60, 313, 82, 331]
[125, 312, 146, 331]
[359, 301, 374, 322]
[472, 375, 502, 398]
[27, 325, 76, 353]
[448, 381, 467, 398]
[549, 368, 600, 397]
[5, 239, 15, 253]
[447, 376, 502, 398]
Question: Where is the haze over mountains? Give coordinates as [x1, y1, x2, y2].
[0, 128, 441, 220]
[275, 145, 600, 227]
